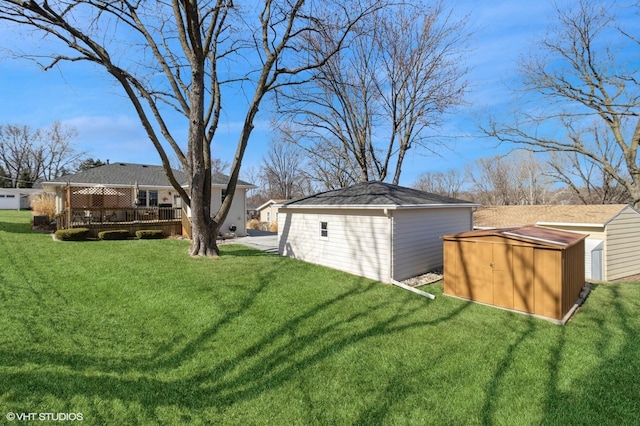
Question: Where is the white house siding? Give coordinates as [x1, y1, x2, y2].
[210, 187, 248, 237]
[279, 209, 391, 282]
[391, 208, 473, 281]
[604, 207, 640, 280]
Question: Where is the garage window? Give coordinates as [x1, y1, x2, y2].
[320, 221, 328, 239]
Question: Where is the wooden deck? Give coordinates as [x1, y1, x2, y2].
[55, 207, 185, 239]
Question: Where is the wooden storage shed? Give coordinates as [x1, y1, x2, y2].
[442, 226, 586, 323]
[474, 205, 640, 281]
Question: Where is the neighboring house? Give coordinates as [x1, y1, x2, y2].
[41, 162, 254, 237]
[0, 188, 42, 210]
[257, 199, 286, 224]
[474, 204, 640, 281]
[278, 181, 478, 283]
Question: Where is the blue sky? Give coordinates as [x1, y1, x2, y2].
[0, 1, 583, 186]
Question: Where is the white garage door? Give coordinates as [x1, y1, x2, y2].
[0, 194, 20, 210]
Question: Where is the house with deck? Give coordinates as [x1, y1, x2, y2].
[42, 162, 253, 238]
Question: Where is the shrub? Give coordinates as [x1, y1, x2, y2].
[136, 229, 165, 239]
[98, 229, 130, 240]
[246, 219, 261, 230]
[268, 221, 278, 233]
[55, 228, 90, 241]
[30, 192, 56, 220]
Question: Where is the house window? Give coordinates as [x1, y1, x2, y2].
[149, 190, 158, 207]
[138, 190, 147, 206]
[320, 221, 328, 239]
[266, 211, 271, 222]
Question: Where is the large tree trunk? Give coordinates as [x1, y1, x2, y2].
[187, 56, 219, 257]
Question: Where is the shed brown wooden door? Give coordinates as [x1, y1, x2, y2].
[512, 246, 534, 314]
[492, 243, 514, 309]
[459, 241, 493, 304]
[458, 241, 514, 307]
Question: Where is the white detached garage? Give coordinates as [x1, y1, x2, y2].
[278, 181, 478, 283]
[0, 188, 37, 210]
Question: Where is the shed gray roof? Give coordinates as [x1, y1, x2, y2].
[282, 181, 477, 209]
[45, 162, 253, 188]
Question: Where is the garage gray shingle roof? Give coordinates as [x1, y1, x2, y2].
[283, 181, 476, 207]
[46, 162, 252, 187]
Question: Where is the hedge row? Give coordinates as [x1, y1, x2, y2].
[55, 228, 166, 241]
[136, 229, 164, 239]
[55, 228, 90, 241]
[98, 229, 130, 240]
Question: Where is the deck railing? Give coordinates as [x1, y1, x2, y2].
[56, 206, 183, 230]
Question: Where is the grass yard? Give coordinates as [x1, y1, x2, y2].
[1, 210, 639, 425]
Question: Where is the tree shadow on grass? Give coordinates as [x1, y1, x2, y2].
[0, 259, 473, 423]
[538, 284, 640, 425]
[219, 244, 277, 257]
[477, 283, 640, 426]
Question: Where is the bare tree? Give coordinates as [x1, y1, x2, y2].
[466, 152, 553, 206]
[211, 158, 230, 175]
[412, 169, 465, 198]
[0, 0, 383, 256]
[261, 140, 307, 200]
[76, 158, 106, 172]
[278, 1, 469, 185]
[35, 121, 83, 180]
[0, 122, 82, 187]
[482, 0, 640, 207]
[546, 148, 631, 204]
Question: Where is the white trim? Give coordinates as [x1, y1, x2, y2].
[44, 182, 189, 190]
[256, 199, 286, 211]
[603, 205, 640, 226]
[536, 221, 605, 228]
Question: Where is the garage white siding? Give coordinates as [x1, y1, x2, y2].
[605, 207, 640, 280]
[391, 208, 473, 281]
[279, 209, 391, 282]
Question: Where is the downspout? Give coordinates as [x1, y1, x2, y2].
[384, 208, 435, 300]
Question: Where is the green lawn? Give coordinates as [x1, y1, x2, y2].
[1, 210, 639, 425]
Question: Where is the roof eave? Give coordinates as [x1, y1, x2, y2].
[536, 221, 604, 228]
[280, 203, 479, 210]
